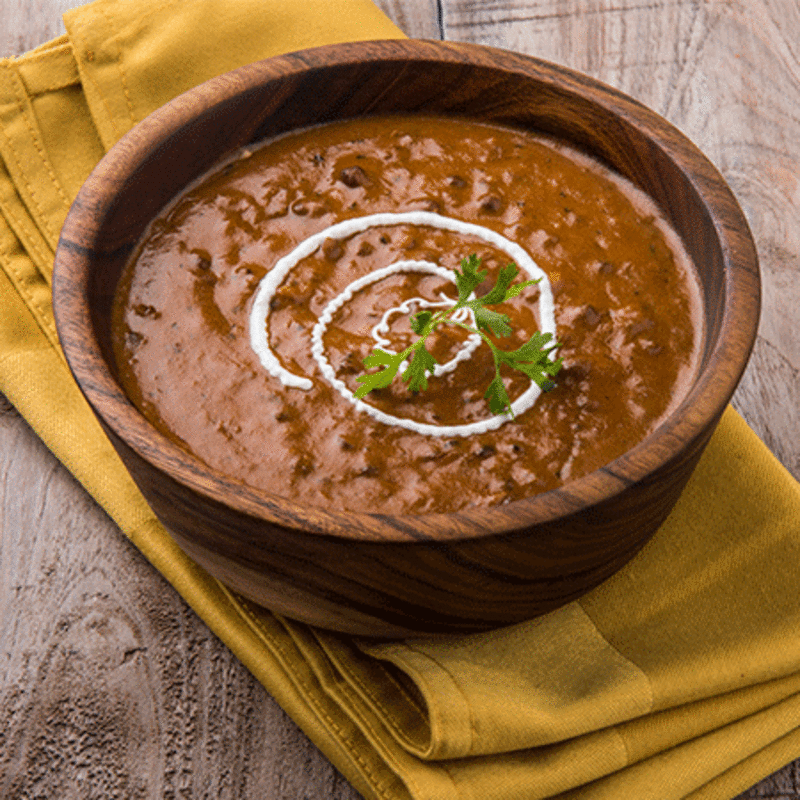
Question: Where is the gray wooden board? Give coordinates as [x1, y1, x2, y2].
[1, 0, 798, 797]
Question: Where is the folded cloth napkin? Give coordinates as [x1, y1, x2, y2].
[1, 1, 799, 798]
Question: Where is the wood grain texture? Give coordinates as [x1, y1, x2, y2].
[2, 0, 799, 797]
[0, 404, 360, 800]
[0, 0, 70, 54]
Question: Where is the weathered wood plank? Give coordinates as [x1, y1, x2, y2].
[1, 0, 799, 798]
[0, 0, 71, 54]
[0, 400, 362, 799]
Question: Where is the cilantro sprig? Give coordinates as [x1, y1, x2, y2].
[355, 254, 563, 416]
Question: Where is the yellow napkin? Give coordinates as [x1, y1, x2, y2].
[1, 1, 800, 798]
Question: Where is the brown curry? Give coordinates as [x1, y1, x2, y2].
[112, 115, 702, 514]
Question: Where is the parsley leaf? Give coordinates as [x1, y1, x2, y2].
[356, 254, 562, 416]
[484, 373, 513, 416]
[402, 344, 438, 392]
[476, 263, 520, 305]
[454, 253, 487, 301]
[354, 349, 406, 398]
[497, 332, 564, 394]
[474, 306, 512, 337]
[410, 309, 434, 335]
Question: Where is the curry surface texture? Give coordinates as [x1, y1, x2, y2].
[112, 115, 702, 514]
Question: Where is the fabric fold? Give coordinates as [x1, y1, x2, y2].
[63, 0, 406, 149]
[357, 603, 653, 758]
[1, 1, 799, 798]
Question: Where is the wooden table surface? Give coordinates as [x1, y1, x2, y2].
[1, 1, 798, 798]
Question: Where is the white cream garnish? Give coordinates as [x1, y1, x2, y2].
[323, 259, 482, 378]
[248, 212, 556, 436]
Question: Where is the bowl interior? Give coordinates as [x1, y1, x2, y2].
[55, 40, 760, 540]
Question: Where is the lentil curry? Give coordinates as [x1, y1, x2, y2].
[112, 116, 702, 514]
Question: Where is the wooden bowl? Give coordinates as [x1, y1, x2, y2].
[52, 40, 759, 638]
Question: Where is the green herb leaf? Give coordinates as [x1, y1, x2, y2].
[354, 349, 406, 398]
[356, 254, 563, 415]
[476, 263, 520, 305]
[410, 309, 434, 335]
[507, 331, 559, 361]
[402, 344, 438, 392]
[484, 373, 513, 416]
[503, 278, 541, 300]
[454, 253, 487, 301]
[474, 306, 512, 338]
[498, 332, 564, 392]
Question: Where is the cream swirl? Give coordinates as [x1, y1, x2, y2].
[248, 212, 556, 436]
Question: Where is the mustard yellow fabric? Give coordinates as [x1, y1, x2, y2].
[1, 2, 799, 798]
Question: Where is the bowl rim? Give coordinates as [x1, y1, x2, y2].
[53, 38, 760, 543]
